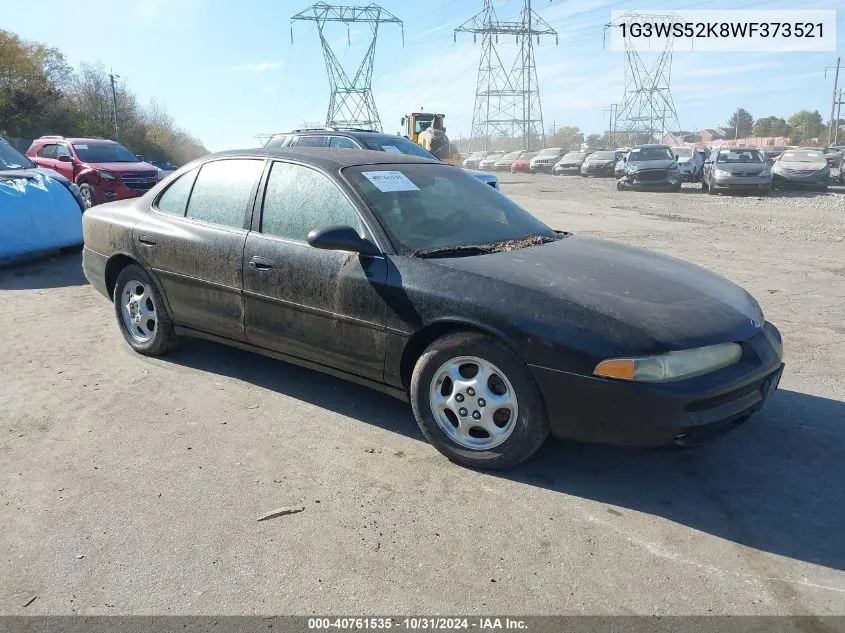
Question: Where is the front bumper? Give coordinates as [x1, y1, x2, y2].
[621, 174, 682, 190]
[711, 175, 771, 192]
[772, 172, 829, 188]
[511, 165, 530, 173]
[90, 182, 150, 204]
[553, 165, 581, 174]
[531, 163, 555, 173]
[581, 165, 615, 177]
[529, 323, 784, 447]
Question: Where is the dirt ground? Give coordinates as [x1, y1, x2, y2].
[1, 175, 843, 616]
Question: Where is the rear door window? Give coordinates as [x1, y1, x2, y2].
[292, 136, 327, 148]
[185, 159, 265, 229]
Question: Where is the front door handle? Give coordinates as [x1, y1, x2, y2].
[248, 256, 274, 271]
[138, 235, 157, 247]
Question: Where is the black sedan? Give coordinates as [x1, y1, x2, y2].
[579, 151, 618, 177]
[82, 148, 784, 469]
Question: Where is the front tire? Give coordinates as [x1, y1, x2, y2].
[410, 332, 549, 470]
[113, 264, 177, 355]
[79, 183, 95, 209]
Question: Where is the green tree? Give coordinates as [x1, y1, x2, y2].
[787, 110, 824, 145]
[726, 108, 754, 139]
[548, 126, 583, 150]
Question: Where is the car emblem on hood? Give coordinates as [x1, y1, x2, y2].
[750, 319, 761, 328]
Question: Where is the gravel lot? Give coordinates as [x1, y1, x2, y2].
[1, 174, 843, 616]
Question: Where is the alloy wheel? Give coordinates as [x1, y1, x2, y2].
[120, 280, 157, 343]
[429, 356, 518, 450]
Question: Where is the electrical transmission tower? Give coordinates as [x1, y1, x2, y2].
[605, 12, 681, 146]
[455, 0, 557, 152]
[291, 3, 403, 131]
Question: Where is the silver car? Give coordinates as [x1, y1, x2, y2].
[478, 152, 506, 171]
[553, 151, 587, 175]
[701, 147, 771, 195]
[771, 149, 830, 191]
[492, 150, 527, 171]
[673, 147, 704, 181]
[530, 148, 567, 173]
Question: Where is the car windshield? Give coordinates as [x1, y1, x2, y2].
[717, 150, 764, 164]
[485, 153, 504, 160]
[590, 152, 616, 160]
[673, 148, 693, 158]
[500, 151, 522, 160]
[363, 136, 436, 160]
[780, 150, 824, 163]
[72, 142, 140, 163]
[0, 138, 34, 169]
[344, 163, 558, 256]
[630, 146, 674, 161]
[536, 148, 562, 157]
[564, 152, 585, 161]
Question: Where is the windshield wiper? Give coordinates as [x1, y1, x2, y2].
[411, 233, 565, 259]
[411, 244, 497, 258]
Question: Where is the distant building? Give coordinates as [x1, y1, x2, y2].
[661, 128, 789, 149]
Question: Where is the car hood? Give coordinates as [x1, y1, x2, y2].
[628, 159, 676, 169]
[774, 160, 827, 171]
[82, 161, 158, 174]
[713, 162, 766, 174]
[429, 235, 762, 350]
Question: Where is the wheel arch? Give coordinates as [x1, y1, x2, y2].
[399, 318, 519, 390]
[104, 254, 173, 315]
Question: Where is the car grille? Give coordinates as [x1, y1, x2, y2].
[533, 159, 550, 165]
[121, 172, 158, 191]
[732, 172, 761, 177]
[636, 169, 668, 182]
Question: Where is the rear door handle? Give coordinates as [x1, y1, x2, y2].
[138, 235, 157, 247]
[248, 256, 274, 271]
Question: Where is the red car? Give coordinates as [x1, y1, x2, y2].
[26, 136, 159, 209]
[510, 151, 537, 173]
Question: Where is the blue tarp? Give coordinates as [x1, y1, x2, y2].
[0, 170, 83, 266]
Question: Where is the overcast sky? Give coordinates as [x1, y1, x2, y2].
[3, 0, 843, 150]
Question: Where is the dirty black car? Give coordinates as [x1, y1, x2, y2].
[617, 144, 682, 191]
[82, 148, 784, 469]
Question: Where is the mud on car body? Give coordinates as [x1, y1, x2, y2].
[82, 148, 784, 470]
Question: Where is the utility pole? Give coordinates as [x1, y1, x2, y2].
[835, 88, 843, 145]
[109, 70, 120, 142]
[826, 58, 840, 145]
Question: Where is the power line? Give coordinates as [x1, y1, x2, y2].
[456, 0, 557, 151]
[290, 3, 404, 131]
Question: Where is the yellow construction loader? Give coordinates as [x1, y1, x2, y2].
[401, 111, 461, 165]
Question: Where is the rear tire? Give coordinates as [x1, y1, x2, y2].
[113, 264, 177, 355]
[410, 332, 549, 470]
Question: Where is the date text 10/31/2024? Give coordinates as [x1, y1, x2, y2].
[307, 617, 528, 630]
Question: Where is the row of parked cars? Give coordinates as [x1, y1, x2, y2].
[464, 144, 845, 194]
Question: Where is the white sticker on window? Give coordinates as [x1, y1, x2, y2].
[380, 145, 403, 154]
[362, 170, 419, 192]
[74, 144, 88, 150]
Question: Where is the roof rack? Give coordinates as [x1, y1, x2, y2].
[290, 127, 381, 133]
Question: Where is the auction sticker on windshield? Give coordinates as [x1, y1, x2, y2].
[381, 145, 403, 154]
[362, 170, 420, 192]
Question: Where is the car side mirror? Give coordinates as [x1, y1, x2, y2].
[57, 155, 73, 163]
[307, 225, 380, 256]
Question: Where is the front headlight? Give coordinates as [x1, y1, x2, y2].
[714, 168, 730, 178]
[593, 342, 743, 382]
[98, 169, 118, 181]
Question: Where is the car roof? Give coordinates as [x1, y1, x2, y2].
[632, 144, 670, 148]
[36, 137, 116, 144]
[206, 147, 439, 170]
[274, 129, 398, 139]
